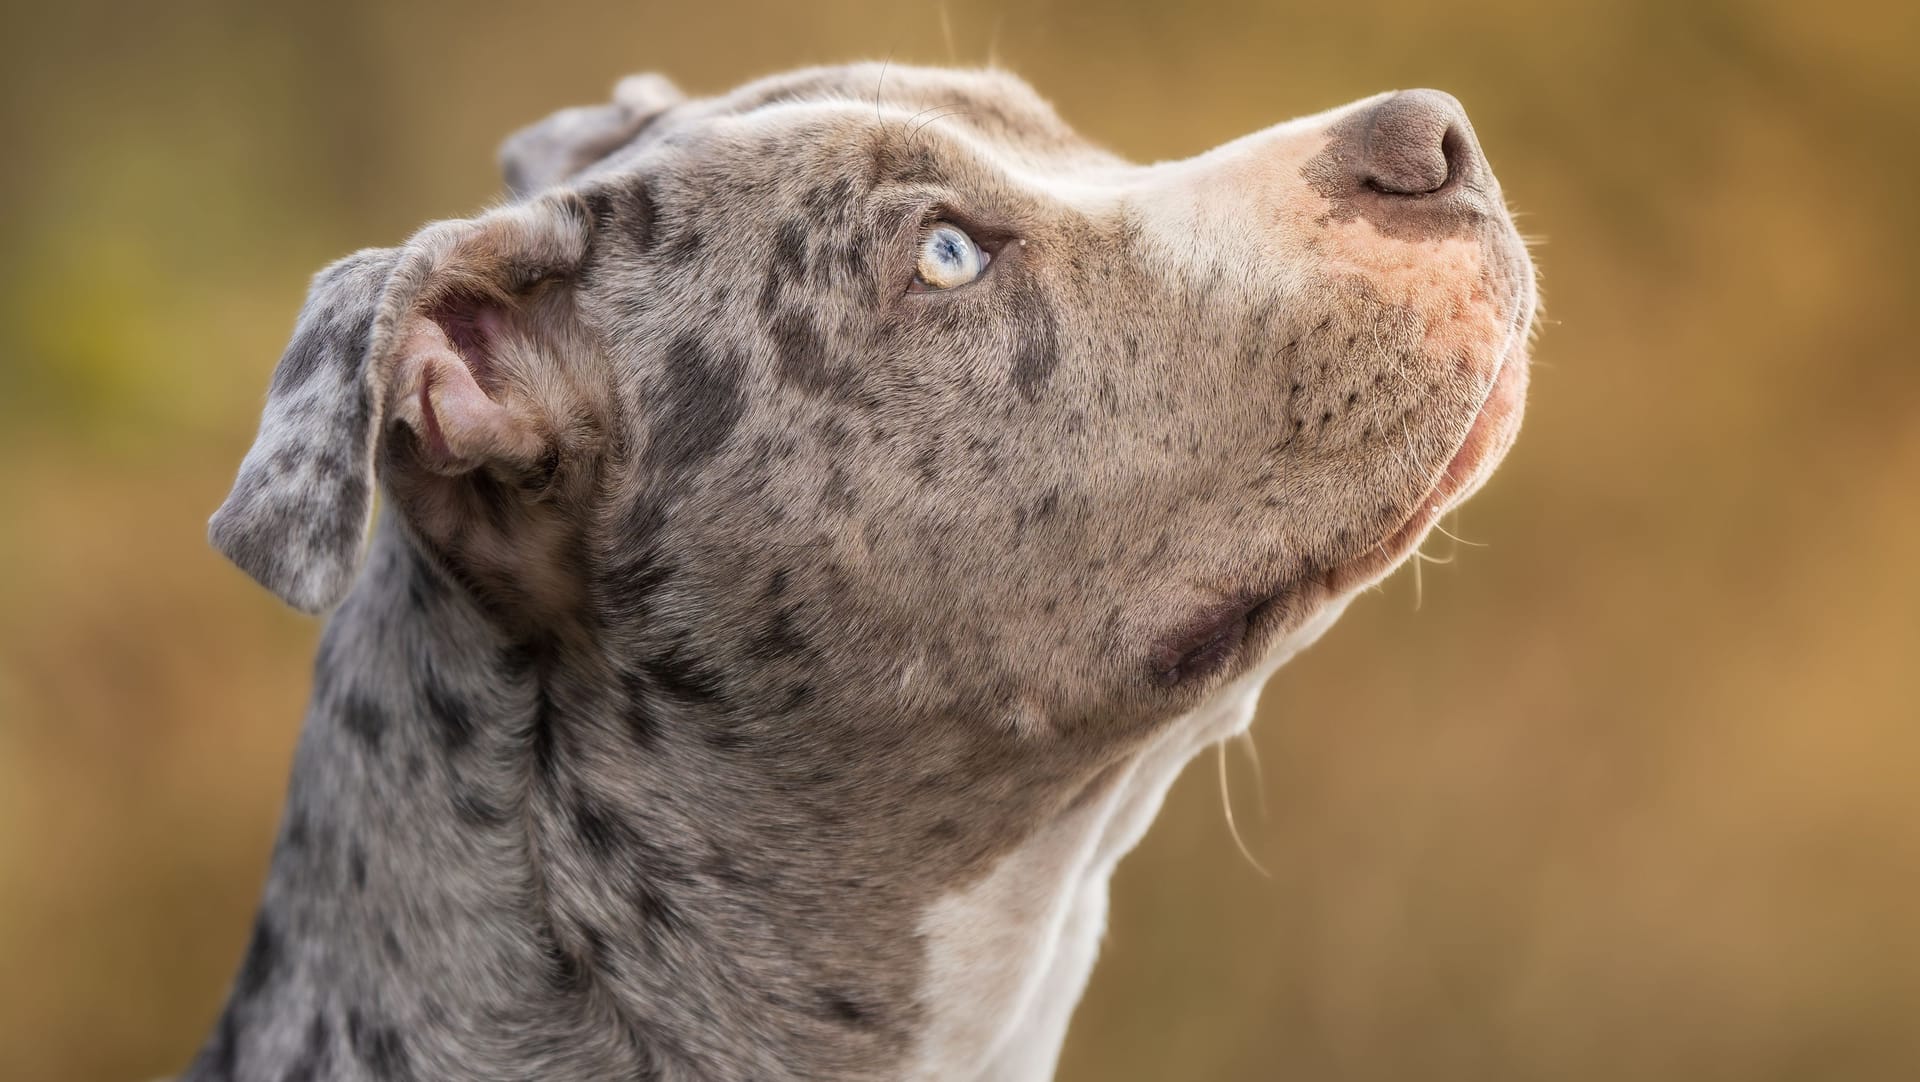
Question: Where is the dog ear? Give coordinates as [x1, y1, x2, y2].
[209, 194, 597, 613]
[499, 74, 682, 197]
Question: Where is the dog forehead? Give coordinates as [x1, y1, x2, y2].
[609, 63, 1120, 182]
[715, 64, 1087, 141]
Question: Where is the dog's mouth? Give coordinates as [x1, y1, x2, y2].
[1164, 305, 1532, 684]
[1326, 333, 1531, 594]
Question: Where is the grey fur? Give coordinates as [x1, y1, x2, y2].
[190, 67, 1537, 1081]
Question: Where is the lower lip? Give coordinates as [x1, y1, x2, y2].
[1326, 345, 1529, 592]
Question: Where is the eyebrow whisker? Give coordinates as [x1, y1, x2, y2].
[909, 106, 975, 142]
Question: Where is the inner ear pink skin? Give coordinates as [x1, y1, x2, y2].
[391, 313, 544, 475]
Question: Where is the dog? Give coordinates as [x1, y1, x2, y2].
[186, 64, 1536, 1081]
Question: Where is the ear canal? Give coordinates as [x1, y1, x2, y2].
[384, 301, 564, 479]
[208, 196, 593, 613]
[499, 73, 683, 197]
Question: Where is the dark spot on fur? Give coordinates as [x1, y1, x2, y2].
[314, 450, 349, 484]
[639, 638, 728, 704]
[269, 253, 389, 393]
[469, 471, 519, 534]
[651, 336, 744, 478]
[757, 268, 784, 317]
[604, 183, 658, 251]
[802, 176, 857, 217]
[749, 603, 810, 661]
[619, 669, 666, 751]
[582, 188, 618, 235]
[819, 991, 882, 1029]
[531, 688, 562, 783]
[617, 554, 677, 615]
[703, 726, 755, 752]
[1010, 278, 1061, 402]
[195, 1009, 239, 1081]
[451, 786, 512, 829]
[660, 225, 704, 264]
[283, 808, 310, 852]
[348, 841, 368, 891]
[633, 880, 688, 945]
[822, 464, 857, 512]
[816, 418, 851, 451]
[1033, 488, 1060, 522]
[279, 1013, 333, 1082]
[834, 237, 869, 281]
[773, 218, 810, 278]
[912, 446, 943, 487]
[536, 918, 588, 995]
[339, 691, 387, 752]
[421, 677, 475, 753]
[579, 921, 614, 972]
[405, 549, 450, 610]
[884, 140, 945, 185]
[770, 310, 854, 399]
[573, 797, 634, 860]
[492, 638, 533, 679]
[346, 1009, 414, 1080]
[236, 914, 281, 999]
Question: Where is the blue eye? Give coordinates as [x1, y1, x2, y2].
[912, 223, 988, 291]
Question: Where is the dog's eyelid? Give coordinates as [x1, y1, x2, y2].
[916, 201, 1020, 252]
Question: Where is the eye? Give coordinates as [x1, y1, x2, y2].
[910, 223, 989, 292]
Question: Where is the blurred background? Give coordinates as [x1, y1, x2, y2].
[2, 1, 1916, 1079]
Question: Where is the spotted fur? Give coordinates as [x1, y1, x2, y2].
[189, 65, 1536, 1081]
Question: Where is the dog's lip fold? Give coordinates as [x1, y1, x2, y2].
[1152, 578, 1301, 687]
[1153, 575, 1304, 689]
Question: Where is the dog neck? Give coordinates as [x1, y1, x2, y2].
[182, 515, 1338, 1082]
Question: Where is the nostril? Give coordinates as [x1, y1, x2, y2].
[1356, 90, 1476, 197]
[1438, 124, 1470, 189]
[1361, 125, 1450, 196]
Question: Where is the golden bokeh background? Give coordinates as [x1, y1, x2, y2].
[2, 1, 1916, 1079]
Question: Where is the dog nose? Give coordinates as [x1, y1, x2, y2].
[1350, 89, 1483, 196]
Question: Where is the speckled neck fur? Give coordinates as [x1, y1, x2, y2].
[184, 517, 1352, 1082]
[185, 517, 1092, 1081]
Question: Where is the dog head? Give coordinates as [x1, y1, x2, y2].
[212, 63, 1534, 754]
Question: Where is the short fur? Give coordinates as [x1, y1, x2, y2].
[188, 65, 1536, 1081]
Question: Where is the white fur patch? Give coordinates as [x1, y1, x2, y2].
[909, 600, 1351, 1081]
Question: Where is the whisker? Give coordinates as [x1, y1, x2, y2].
[909, 107, 974, 142]
[1217, 741, 1272, 878]
[1399, 418, 1426, 479]
[1430, 518, 1486, 548]
[901, 103, 951, 131]
[1236, 731, 1269, 822]
[1411, 543, 1424, 609]
[874, 57, 892, 126]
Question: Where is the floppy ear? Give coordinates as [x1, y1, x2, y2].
[499, 74, 682, 197]
[209, 195, 595, 613]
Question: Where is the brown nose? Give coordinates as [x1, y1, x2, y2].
[1352, 89, 1483, 196]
